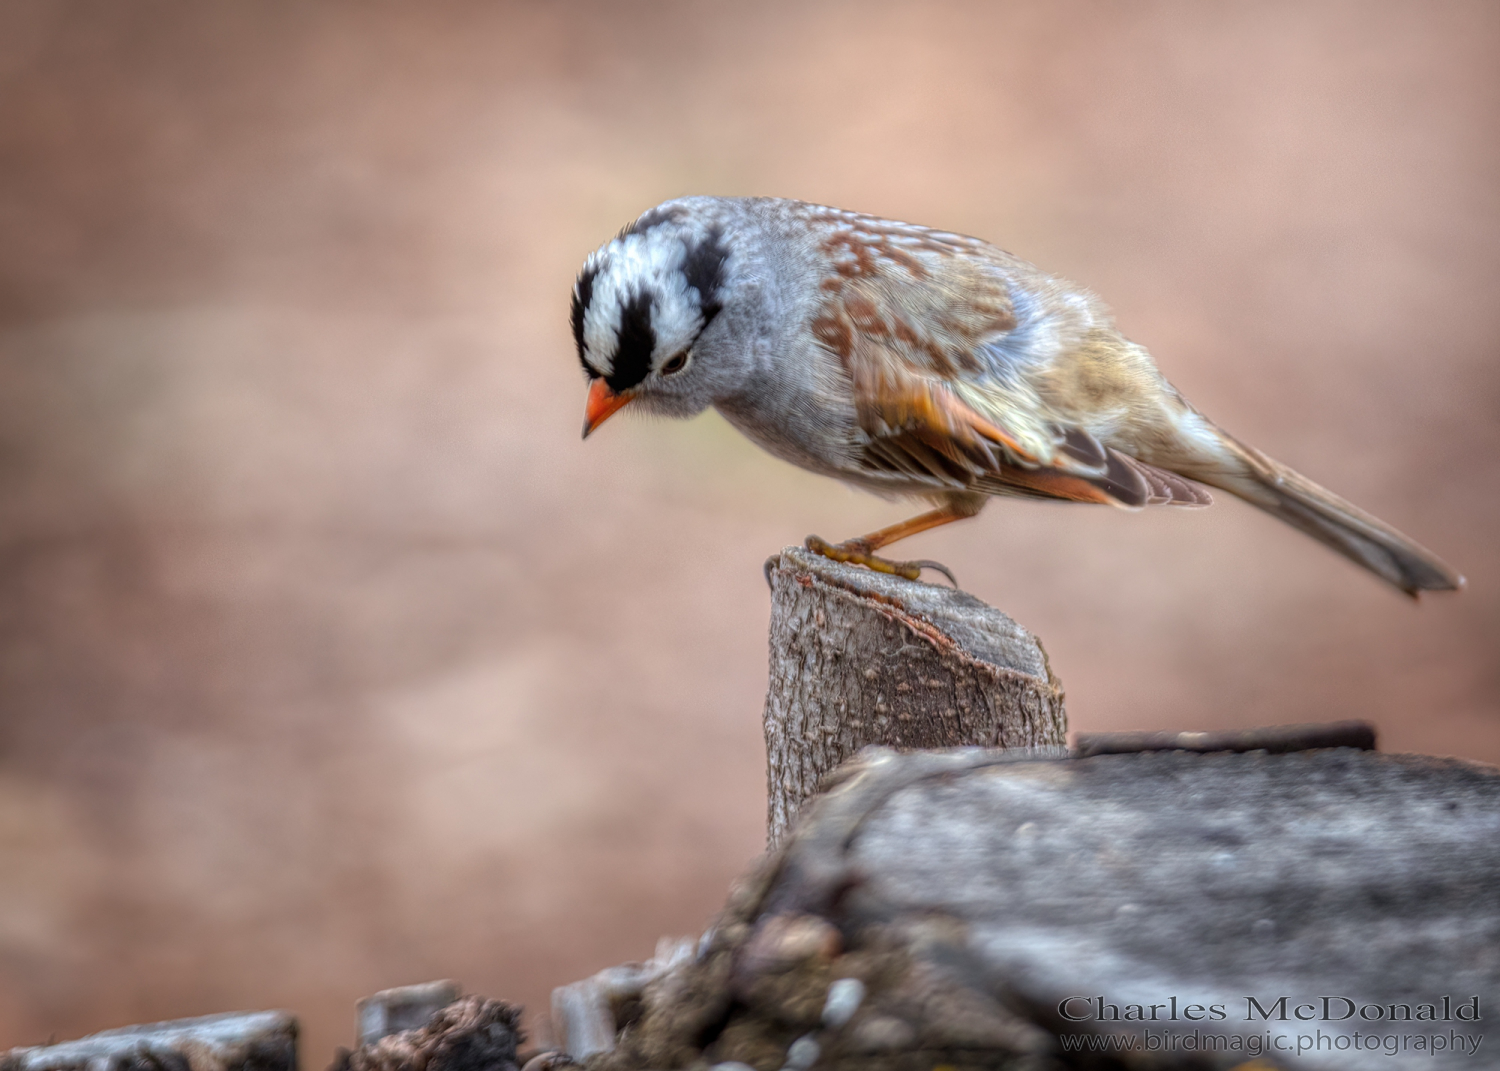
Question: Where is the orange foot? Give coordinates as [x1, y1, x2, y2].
[804, 534, 958, 587]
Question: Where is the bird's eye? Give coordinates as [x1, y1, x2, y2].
[660, 350, 690, 376]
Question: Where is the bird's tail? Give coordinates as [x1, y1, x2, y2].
[1191, 430, 1463, 597]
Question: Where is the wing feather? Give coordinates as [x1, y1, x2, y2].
[806, 211, 1209, 510]
[974, 448, 1212, 508]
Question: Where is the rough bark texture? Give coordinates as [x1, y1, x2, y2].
[1, 1012, 297, 1071]
[763, 546, 1066, 845]
[586, 743, 1500, 1071]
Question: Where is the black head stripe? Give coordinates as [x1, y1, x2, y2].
[624, 204, 687, 238]
[571, 263, 600, 376]
[606, 291, 655, 393]
[682, 226, 729, 330]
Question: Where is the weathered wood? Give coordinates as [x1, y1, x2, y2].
[551, 937, 697, 1060]
[1074, 718, 1376, 757]
[356, 980, 461, 1047]
[763, 545, 1066, 845]
[1, 1011, 296, 1071]
[329, 995, 523, 1071]
[593, 744, 1500, 1071]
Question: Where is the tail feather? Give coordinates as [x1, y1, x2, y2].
[1196, 432, 1463, 597]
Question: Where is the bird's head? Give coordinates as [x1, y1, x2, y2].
[570, 200, 739, 437]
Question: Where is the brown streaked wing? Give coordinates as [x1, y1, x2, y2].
[808, 218, 1120, 483]
[805, 213, 1214, 509]
[975, 449, 1214, 509]
[808, 216, 1021, 384]
[807, 225, 1042, 481]
[849, 357, 1040, 469]
[979, 467, 1120, 505]
[846, 347, 1212, 509]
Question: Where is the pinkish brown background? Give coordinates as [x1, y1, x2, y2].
[1, 0, 1496, 1061]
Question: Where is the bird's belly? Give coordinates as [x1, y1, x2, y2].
[714, 401, 959, 501]
[714, 401, 852, 481]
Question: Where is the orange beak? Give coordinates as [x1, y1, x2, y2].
[582, 378, 633, 439]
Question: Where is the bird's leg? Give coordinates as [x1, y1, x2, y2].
[805, 497, 984, 586]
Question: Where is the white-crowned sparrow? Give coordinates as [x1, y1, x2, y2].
[570, 196, 1462, 596]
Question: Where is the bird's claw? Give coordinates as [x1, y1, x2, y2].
[904, 558, 960, 588]
[804, 535, 959, 588]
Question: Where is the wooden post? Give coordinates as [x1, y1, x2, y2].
[762, 545, 1067, 846]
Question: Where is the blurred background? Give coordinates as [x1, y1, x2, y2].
[1, 0, 1496, 1060]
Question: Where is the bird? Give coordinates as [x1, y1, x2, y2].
[569, 196, 1462, 597]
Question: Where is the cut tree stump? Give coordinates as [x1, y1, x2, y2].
[762, 545, 1066, 845]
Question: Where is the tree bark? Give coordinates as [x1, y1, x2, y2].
[762, 545, 1066, 846]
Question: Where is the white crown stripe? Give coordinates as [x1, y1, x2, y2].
[581, 229, 707, 378]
